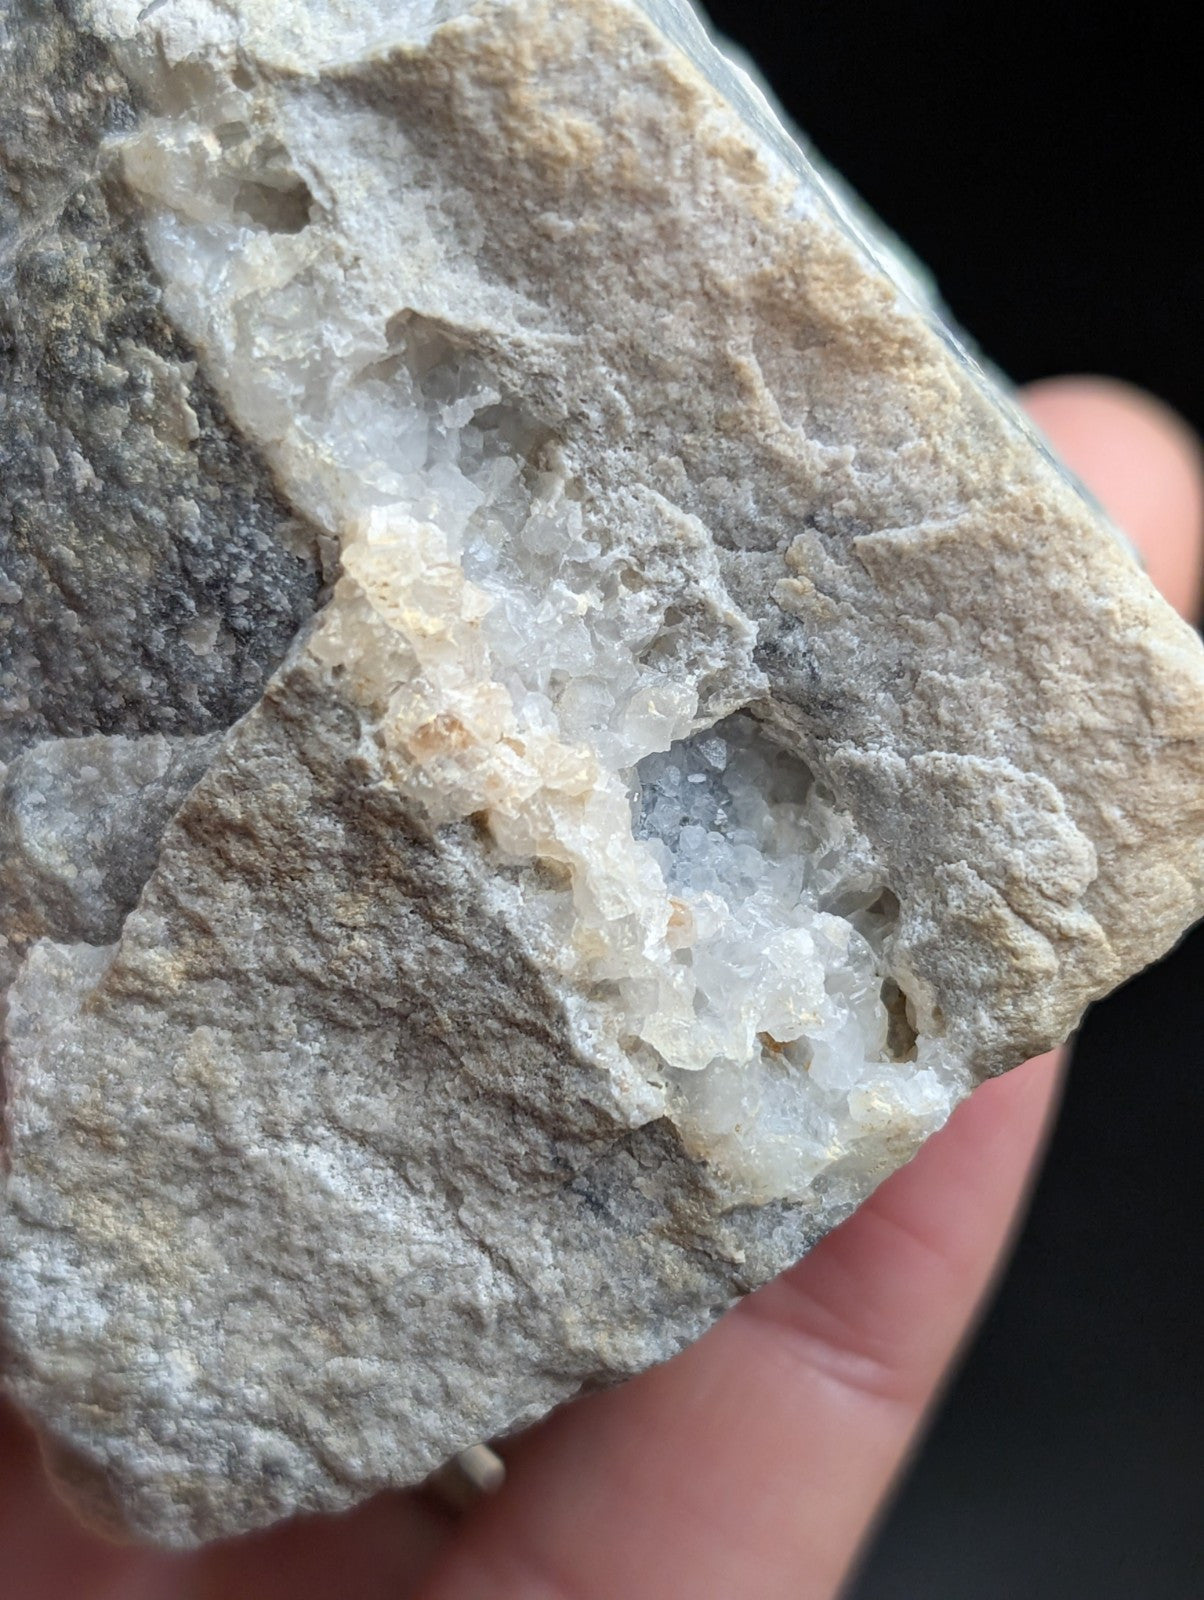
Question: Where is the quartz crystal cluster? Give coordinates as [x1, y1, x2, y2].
[2, 0, 1203, 1548]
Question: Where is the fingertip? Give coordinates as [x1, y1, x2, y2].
[1021, 376, 1204, 622]
[966, 1046, 1066, 1132]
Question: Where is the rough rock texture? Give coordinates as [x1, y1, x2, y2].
[0, 0, 323, 760]
[0, 731, 221, 946]
[2, 0, 1203, 1548]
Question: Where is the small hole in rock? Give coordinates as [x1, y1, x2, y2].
[465, 809, 493, 842]
[530, 858, 573, 892]
[866, 888, 901, 922]
[232, 177, 313, 234]
[216, 121, 251, 150]
[881, 978, 918, 1062]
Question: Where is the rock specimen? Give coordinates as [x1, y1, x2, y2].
[2, 0, 1203, 1549]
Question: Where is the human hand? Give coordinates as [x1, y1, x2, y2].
[2, 377, 1200, 1600]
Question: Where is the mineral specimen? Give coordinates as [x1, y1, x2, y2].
[2, 0, 1202, 1549]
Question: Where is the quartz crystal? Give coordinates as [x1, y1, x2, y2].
[2, 0, 1203, 1547]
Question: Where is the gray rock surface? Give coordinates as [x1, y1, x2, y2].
[1, 731, 220, 945]
[2, 0, 1203, 1548]
[0, 0, 323, 761]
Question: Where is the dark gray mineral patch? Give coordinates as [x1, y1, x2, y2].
[0, 0, 322, 763]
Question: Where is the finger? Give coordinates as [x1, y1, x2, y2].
[183, 1485, 453, 1600]
[0, 1393, 451, 1600]
[0, 1397, 174, 1600]
[415, 384, 1204, 1600]
[1024, 376, 1204, 621]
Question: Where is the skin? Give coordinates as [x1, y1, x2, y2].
[1, 377, 1200, 1600]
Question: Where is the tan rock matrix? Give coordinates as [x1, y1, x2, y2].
[2, 0, 1202, 1547]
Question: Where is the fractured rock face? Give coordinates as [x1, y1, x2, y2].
[2, 0, 1203, 1548]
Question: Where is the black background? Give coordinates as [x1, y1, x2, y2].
[702, 3, 1204, 1597]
